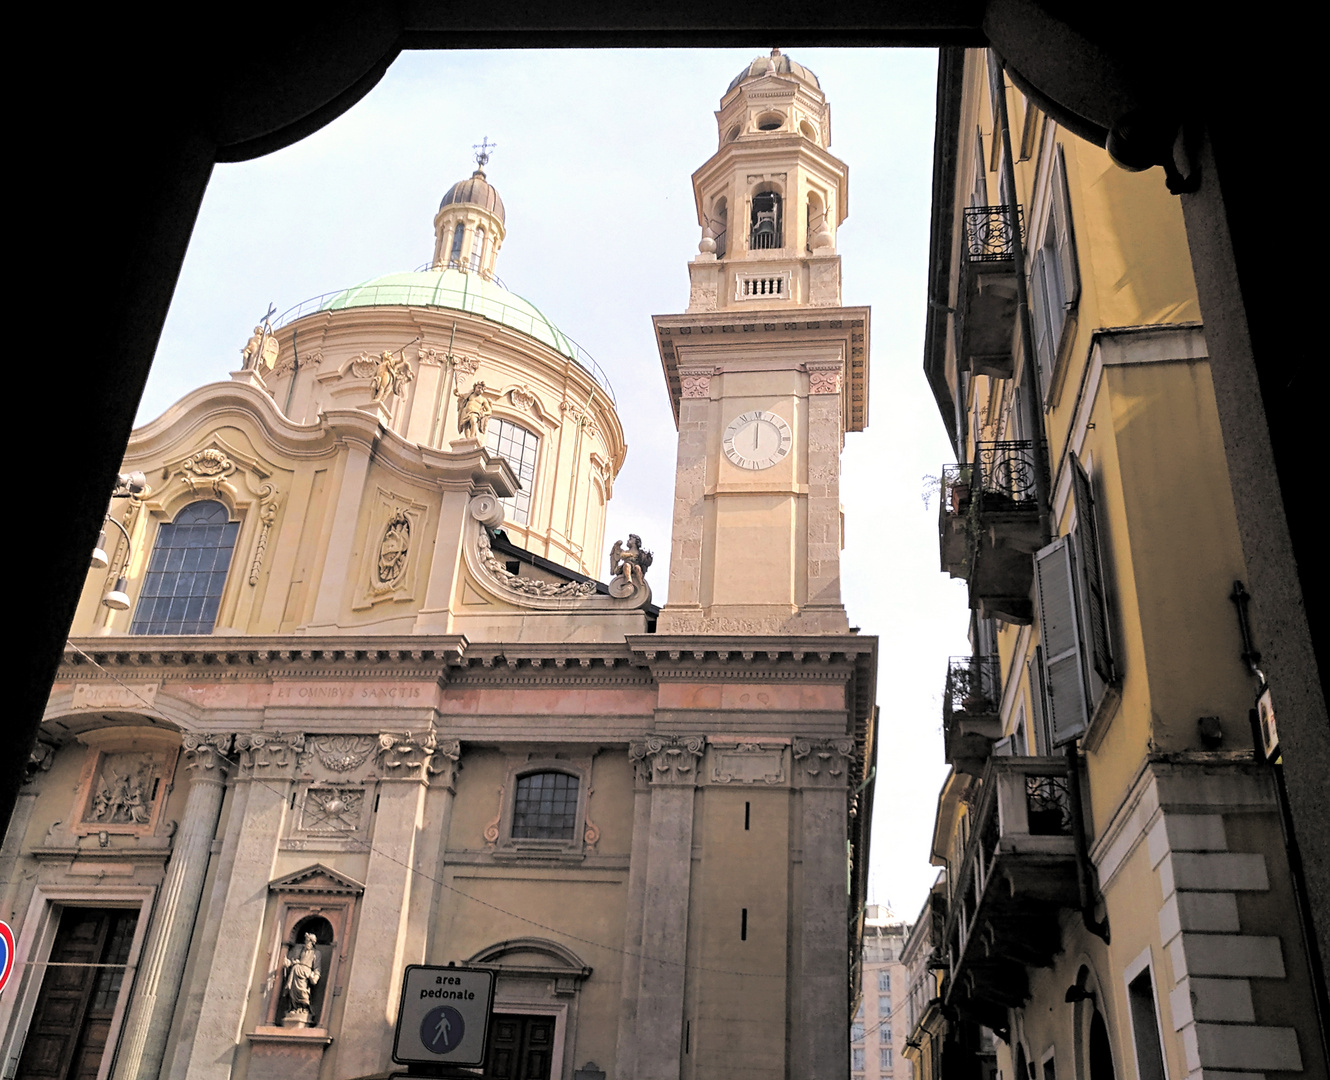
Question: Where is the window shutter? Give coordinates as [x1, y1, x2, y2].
[1028, 251, 1053, 395]
[1071, 453, 1114, 684]
[1034, 536, 1090, 746]
[1051, 144, 1081, 308]
[1028, 649, 1052, 754]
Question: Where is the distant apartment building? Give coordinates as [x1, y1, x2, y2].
[853, 907, 912, 1080]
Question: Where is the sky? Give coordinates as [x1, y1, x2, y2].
[142, 47, 970, 921]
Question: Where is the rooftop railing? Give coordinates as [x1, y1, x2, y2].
[273, 275, 615, 403]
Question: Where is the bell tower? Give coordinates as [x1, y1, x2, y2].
[654, 49, 871, 635]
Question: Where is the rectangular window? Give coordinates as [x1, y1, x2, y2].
[852, 1023, 866, 1044]
[879, 996, 891, 1017]
[881, 1047, 894, 1069]
[1071, 453, 1114, 691]
[1128, 969, 1168, 1080]
[485, 419, 539, 526]
[853, 1048, 866, 1072]
[878, 970, 891, 993]
[880, 1026, 892, 1044]
[1028, 145, 1080, 398]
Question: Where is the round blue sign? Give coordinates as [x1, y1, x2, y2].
[421, 1005, 465, 1054]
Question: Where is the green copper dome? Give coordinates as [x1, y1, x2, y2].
[284, 268, 613, 400]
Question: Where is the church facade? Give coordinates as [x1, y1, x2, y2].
[2, 53, 876, 1080]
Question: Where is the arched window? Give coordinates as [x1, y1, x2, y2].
[485, 418, 539, 525]
[512, 772, 579, 840]
[449, 222, 465, 265]
[713, 196, 728, 259]
[750, 191, 782, 250]
[469, 225, 486, 271]
[131, 500, 239, 634]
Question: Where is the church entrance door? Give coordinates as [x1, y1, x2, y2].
[483, 1013, 555, 1080]
[16, 907, 139, 1080]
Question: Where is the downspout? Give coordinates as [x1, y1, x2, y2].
[992, 48, 1108, 944]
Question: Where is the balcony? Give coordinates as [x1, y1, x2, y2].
[942, 757, 1080, 1029]
[956, 205, 1023, 379]
[943, 656, 1002, 776]
[938, 441, 1043, 623]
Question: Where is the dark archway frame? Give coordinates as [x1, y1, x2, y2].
[24, 0, 1320, 970]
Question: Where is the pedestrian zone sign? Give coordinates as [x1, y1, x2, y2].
[392, 965, 495, 1067]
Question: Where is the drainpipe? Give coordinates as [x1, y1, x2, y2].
[990, 49, 1052, 551]
[992, 49, 1107, 943]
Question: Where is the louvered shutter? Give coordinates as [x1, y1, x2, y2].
[1051, 144, 1081, 308]
[1034, 537, 1090, 746]
[1071, 453, 1114, 685]
[1028, 650, 1052, 754]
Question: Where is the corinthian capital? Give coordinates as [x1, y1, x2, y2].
[792, 737, 856, 787]
[182, 734, 235, 776]
[629, 735, 705, 787]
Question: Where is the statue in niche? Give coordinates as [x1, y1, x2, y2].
[281, 931, 323, 1027]
[371, 350, 414, 401]
[455, 381, 492, 439]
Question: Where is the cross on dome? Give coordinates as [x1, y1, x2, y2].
[473, 136, 496, 171]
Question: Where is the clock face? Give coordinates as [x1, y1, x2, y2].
[723, 410, 792, 470]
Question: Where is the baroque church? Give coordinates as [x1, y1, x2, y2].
[3, 51, 877, 1080]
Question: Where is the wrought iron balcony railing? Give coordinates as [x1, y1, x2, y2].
[962, 205, 1024, 263]
[973, 440, 1041, 506]
[942, 655, 1003, 775]
[944, 655, 1001, 722]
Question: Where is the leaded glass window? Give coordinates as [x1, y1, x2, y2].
[485, 419, 539, 525]
[131, 501, 239, 634]
[511, 772, 578, 840]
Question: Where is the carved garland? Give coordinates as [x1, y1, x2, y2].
[248, 483, 282, 585]
[477, 529, 597, 599]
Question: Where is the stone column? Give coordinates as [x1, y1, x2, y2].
[793, 737, 854, 1080]
[630, 736, 704, 1080]
[185, 734, 304, 1080]
[613, 746, 656, 1080]
[114, 735, 233, 1080]
[335, 734, 458, 1079]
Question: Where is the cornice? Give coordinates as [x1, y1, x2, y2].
[653, 308, 870, 432]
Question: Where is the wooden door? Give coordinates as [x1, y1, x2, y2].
[17, 908, 138, 1080]
[483, 1013, 556, 1080]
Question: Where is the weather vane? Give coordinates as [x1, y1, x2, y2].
[474, 136, 496, 170]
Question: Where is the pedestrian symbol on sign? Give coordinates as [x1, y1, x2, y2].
[421, 1005, 465, 1054]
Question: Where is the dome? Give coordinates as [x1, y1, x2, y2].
[439, 169, 505, 225]
[727, 50, 820, 94]
[313, 268, 612, 397]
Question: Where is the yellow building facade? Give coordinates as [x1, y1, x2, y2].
[913, 46, 1326, 1080]
[2, 53, 876, 1080]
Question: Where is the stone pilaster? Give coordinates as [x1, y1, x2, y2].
[801, 362, 849, 631]
[628, 736, 704, 1080]
[613, 745, 656, 1080]
[793, 737, 855, 1080]
[115, 736, 233, 1080]
[335, 734, 460, 1079]
[658, 377, 712, 630]
[185, 734, 304, 1080]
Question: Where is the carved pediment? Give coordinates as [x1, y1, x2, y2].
[269, 863, 365, 895]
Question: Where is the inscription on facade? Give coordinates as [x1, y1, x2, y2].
[71, 682, 159, 711]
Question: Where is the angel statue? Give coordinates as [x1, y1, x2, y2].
[609, 534, 653, 595]
[371, 350, 414, 401]
[455, 381, 492, 439]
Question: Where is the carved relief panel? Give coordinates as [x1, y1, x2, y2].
[71, 728, 179, 837]
[353, 489, 430, 609]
